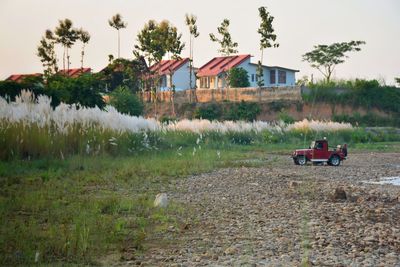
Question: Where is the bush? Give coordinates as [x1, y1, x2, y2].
[333, 113, 400, 127]
[278, 111, 295, 124]
[229, 67, 250, 88]
[303, 79, 400, 114]
[193, 104, 222, 120]
[109, 86, 143, 116]
[225, 101, 261, 121]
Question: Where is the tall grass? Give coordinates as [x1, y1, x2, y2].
[2, 90, 398, 160]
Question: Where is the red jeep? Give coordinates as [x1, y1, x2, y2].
[292, 140, 347, 166]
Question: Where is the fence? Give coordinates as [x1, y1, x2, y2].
[143, 86, 301, 103]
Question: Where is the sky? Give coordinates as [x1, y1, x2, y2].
[0, 0, 399, 84]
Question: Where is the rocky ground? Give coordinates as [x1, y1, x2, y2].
[121, 152, 400, 266]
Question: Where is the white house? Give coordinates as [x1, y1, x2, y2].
[196, 54, 299, 89]
[149, 58, 195, 91]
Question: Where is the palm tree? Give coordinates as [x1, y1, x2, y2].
[78, 29, 91, 69]
[185, 14, 199, 102]
[55, 19, 79, 72]
[108, 13, 127, 58]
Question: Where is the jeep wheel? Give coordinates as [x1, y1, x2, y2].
[297, 156, 306, 166]
[293, 158, 300, 165]
[329, 155, 340, 166]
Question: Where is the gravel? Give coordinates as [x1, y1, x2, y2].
[121, 152, 400, 266]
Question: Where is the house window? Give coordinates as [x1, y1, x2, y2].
[251, 74, 255, 82]
[270, 70, 276, 84]
[278, 70, 286, 84]
[200, 77, 210, 88]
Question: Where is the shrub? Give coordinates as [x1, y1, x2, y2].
[303, 79, 400, 115]
[278, 111, 295, 124]
[225, 101, 261, 121]
[193, 104, 222, 120]
[109, 86, 143, 116]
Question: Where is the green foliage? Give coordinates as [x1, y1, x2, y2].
[159, 116, 177, 124]
[303, 79, 400, 114]
[46, 74, 105, 108]
[37, 35, 58, 78]
[302, 41, 365, 82]
[109, 86, 143, 116]
[225, 101, 261, 121]
[108, 13, 127, 31]
[134, 20, 185, 64]
[257, 6, 279, 50]
[100, 57, 148, 93]
[228, 67, 250, 88]
[333, 112, 400, 127]
[278, 111, 295, 124]
[0, 78, 44, 101]
[209, 19, 238, 56]
[268, 100, 291, 112]
[193, 103, 222, 120]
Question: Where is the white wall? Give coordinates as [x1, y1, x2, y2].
[172, 61, 195, 91]
[160, 61, 195, 91]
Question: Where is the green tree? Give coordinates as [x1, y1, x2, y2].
[185, 14, 200, 99]
[109, 85, 143, 116]
[209, 19, 238, 56]
[78, 29, 90, 69]
[229, 67, 250, 88]
[108, 13, 127, 58]
[302, 41, 366, 82]
[54, 19, 79, 72]
[134, 20, 185, 116]
[257, 6, 279, 87]
[46, 74, 105, 108]
[37, 30, 58, 79]
[101, 57, 148, 93]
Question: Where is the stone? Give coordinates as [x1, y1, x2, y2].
[332, 187, 347, 200]
[154, 193, 168, 208]
[224, 246, 236, 255]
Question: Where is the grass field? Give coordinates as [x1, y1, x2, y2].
[1, 141, 399, 265]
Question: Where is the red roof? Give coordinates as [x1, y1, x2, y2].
[6, 73, 42, 83]
[197, 54, 251, 77]
[149, 58, 189, 75]
[59, 68, 91, 78]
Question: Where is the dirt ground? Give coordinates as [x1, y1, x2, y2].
[120, 152, 400, 266]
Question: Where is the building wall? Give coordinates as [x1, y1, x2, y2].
[160, 61, 195, 91]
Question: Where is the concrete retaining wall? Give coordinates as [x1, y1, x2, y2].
[143, 86, 301, 103]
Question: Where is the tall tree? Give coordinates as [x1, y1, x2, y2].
[54, 19, 79, 72]
[185, 14, 200, 100]
[134, 20, 185, 117]
[257, 6, 279, 88]
[78, 29, 91, 69]
[302, 41, 366, 82]
[209, 19, 238, 56]
[37, 30, 58, 79]
[108, 13, 127, 58]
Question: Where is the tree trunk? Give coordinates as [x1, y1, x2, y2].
[189, 35, 192, 103]
[67, 47, 70, 72]
[81, 46, 84, 69]
[118, 30, 120, 58]
[62, 46, 66, 73]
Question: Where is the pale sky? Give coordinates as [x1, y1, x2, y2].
[0, 0, 399, 84]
